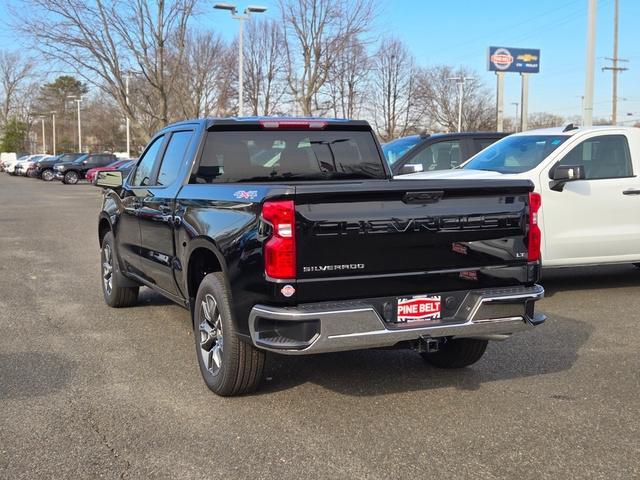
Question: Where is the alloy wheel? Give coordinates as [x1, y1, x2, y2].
[102, 244, 113, 295]
[199, 293, 224, 375]
[66, 172, 78, 184]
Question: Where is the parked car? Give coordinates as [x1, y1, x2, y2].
[35, 153, 87, 181]
[96, 117, 545, 396]
[384, 132, 509, 176]
[406, 125, 640, 268]
[54, 153, 117, 184]
[0, 152, 18, 172]
[86, 159, 133, 183]
[15, 155, 53, 176]
[4, 154, 39, 174]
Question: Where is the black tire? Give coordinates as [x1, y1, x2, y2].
[63, 170, 79, 184]
[193, 272, 265, 396]
[41, 169, 55, 181]
[421, 338, 488, 369]
[100, 231, 139, 308]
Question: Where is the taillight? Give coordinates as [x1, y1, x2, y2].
[262, 200, 296, 279]
[528, 192, 542, 262]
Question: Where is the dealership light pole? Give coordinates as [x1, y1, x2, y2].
[39, 116, 46, 154]
[449, 76, 474, 132]
[51, 112, 56, 156]
[67, 96, 83, 152]
[213, 3, 267, 117]
[511, 102, 519, 132]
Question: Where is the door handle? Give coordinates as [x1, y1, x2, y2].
[622, 189, 640, 196]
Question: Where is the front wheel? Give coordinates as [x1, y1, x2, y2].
[421, 338, 488, 368]
[101, 231, 138, 307]
[63, 170, 79, 184]
[41, 169, 55, 181]
[193, 272, 265, 396]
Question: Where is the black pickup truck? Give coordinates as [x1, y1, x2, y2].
[55, 153, 117, 184]
[96, 117, 545, 396]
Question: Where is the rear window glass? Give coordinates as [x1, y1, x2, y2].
[191, 130, 386, 183]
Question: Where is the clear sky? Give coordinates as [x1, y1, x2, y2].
[1, 0, 638, 122]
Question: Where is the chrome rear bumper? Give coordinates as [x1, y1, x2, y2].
[249, 285, 545, 355]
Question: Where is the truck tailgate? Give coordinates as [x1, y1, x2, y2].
[293, 179, 535, 302]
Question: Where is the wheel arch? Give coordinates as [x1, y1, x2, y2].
[185, 237, 229, 314]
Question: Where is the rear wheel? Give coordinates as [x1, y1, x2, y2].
[421, 338, 488, 368]
[101, 231, 139, 307]
[63, 170, 79, 184]
[41, 169, 55, 181]
[193, 272, 265, 396]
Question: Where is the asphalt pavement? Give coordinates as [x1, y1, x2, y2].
[0, 173, 639, 479]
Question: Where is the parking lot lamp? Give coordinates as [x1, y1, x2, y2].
[39, 116, 46, 154]
[51, 112, 56, 156]
[213, 3, 267, 117]
[448, 76, 475, 132]
[67, 96, 83, 152]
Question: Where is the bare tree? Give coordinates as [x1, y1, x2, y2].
[369, 37, 419, 141]
[414, 66, 494, 132]
[0, 50, 34, 127]
[15, 0, 198, 139]
[279, 0, 375, 116]
[326, 39, 370, 119]
[244, 19, 287, 116]
[175, 31, 234, 119]
[527, 112, 565, 129]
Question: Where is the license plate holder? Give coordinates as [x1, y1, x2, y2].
[396, 295, 442, 323]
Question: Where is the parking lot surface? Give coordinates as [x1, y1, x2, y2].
[1, 173, 639, 479]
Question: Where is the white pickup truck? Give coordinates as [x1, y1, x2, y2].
[405, 125, 640, 268]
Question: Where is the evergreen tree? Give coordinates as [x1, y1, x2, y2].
[0, 117, 28, 152]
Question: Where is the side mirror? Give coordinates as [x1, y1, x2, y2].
[398, 163, 424, 175]
[95, 170, 123, 189]
[549, 164, 585, 192]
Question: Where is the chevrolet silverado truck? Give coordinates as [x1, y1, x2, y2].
[96, 117, 545, 396]
[406, 125, 640, 268]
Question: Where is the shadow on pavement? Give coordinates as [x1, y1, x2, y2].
[259, 313, 590, 397]
[541, 265, 640, 297]
[0, 352, 77, 401]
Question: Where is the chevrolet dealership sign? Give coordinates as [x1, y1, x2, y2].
[488, 46, 540, 73]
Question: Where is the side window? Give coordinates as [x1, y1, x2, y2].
[157, 131, 194, 186]
[558, 135, 632, 180]
[132, 136, 164, 187]
[406, 140, 461, 171]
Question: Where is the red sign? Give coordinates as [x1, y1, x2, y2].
[397, 296, 441, 322]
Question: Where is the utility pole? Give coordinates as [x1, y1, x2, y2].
[448, 76, 474, 132]
[511, 102, 519, 132]
[602, 0, 628, 125]
[583, 0, 597, 126]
